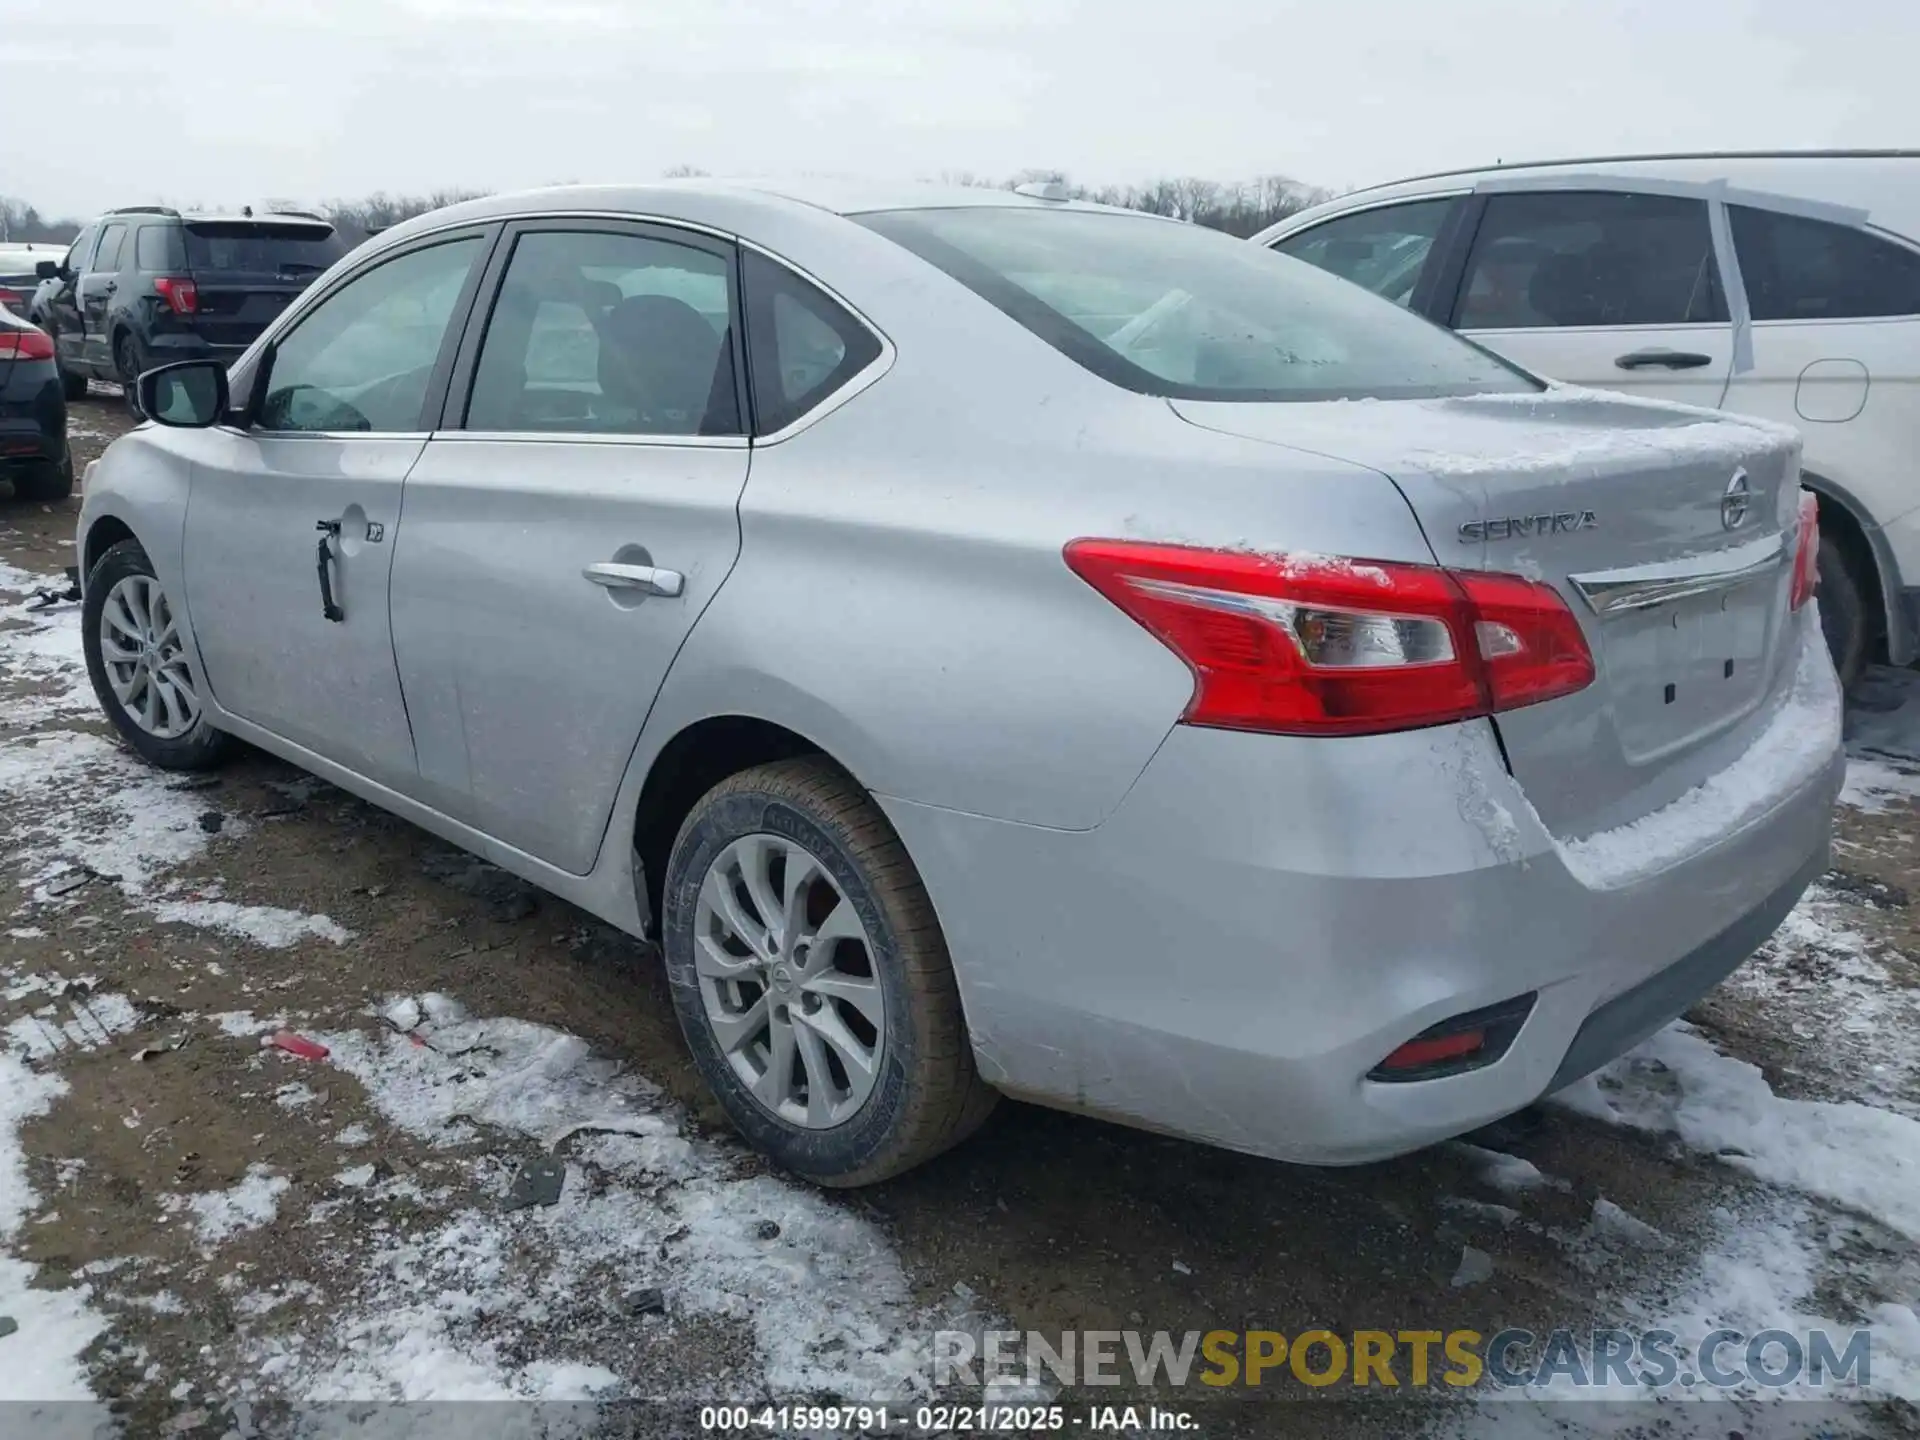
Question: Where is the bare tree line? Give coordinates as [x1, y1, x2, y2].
[4, 168, 1325, 249]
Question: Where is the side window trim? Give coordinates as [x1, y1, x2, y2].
[737, 239, 894, 445]
[435, 216, 748, 446]
[229, 223, 502, 437]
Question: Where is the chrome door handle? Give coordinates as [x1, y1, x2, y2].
[582, 561, 684, 597]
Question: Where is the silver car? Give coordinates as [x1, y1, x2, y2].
[76, 181, 1842, 1185]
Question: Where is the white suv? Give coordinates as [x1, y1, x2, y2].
[1254, 150, 1920, 686]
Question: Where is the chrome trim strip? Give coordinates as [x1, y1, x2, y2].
[1568, 532, 1785, 616]
[433, 430, 749, 450]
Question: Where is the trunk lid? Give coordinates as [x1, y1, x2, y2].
[1171, 388, 1805, 843]
[183, 221, 346, 348]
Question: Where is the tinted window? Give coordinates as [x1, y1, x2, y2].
[67, 226, 99, 273]
[1273, 199, 1454, 308]
[859, 206, 1533, 402]
[1730, 206, 1920, 321]
[465, 229, 740, 436]
[135, 224, 185, 270]
[741, 249, 882, 434]
[93, 224, 128, 273]
[1456, 191, 1725, 329]
[258, 237, 481, 433]
[185, 223, 348, 276]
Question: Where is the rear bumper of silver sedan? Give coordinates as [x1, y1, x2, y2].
[882, 616, 1844, 1165]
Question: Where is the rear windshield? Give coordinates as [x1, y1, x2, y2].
[184, 222, 348, 275]
[857, 206, 1539, 402]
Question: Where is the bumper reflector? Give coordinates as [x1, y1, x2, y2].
[1368, 993, 1537, 1083]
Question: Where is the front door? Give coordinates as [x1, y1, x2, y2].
[77, 222, 127, 373]
[180, 231, 492, 791]
[391, 221, 750, 872]
[1449, 189, 1735, 409]
[49, 224, 97, 373]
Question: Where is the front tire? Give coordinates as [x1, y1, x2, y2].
[662, 757, 996, 1186]
[82, 539, 230, 770]
[1816, 536, 1869, 691]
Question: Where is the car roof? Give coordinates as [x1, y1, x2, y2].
[386, 177, 1126, 231]
[1262, 150, 1920, 244]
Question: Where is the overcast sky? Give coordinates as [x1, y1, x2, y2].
[8, 0, 1916, 218]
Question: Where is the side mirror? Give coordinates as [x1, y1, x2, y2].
[35, 260, 59, 280]
[139, 360, 229, 429]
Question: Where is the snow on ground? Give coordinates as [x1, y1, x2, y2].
[168, 1165, 292, 1246]
[0, 565, 349, 949]
[0, 1053, 104, 1404]
[229, 993, 991, 1403]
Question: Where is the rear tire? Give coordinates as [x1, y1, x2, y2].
[662, 757, 996, 1186]
[60, 367, 88, 402]
[82, 539, 231, 770]
[1816, 535, 1869, 691]
[10, 448, 73, 503]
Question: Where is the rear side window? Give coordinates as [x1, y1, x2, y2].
[135, 225, 186, 270]
[184, 223, 348, 276]
[741, 249, 882, 434]
[1272, 199, 1454, 308]
[1729, 206, 1920, 320]
[464, 228, 742, 437]
[858, 206, 1533, 403]
[93, 224, 128, 273]
[1455, 191, 1725, 329]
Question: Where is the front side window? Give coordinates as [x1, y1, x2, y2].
[93, 224, 128, 274]
[1730, 205, 1920, 321]
[741, 249, 882, 434]
[464, 229, 740, 436]
[66, 226, 99, 274]
[858, 206, 1533, 402]
[1455, 190, 1725, 330]
[1272, 199, 1455, 308]
[258, 236, 482, 433]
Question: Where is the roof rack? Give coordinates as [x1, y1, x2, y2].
[105, 205, 182, 217]
[1345, 148, 1920, 199]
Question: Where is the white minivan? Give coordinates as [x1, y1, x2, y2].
[1254, 150, 1920, 686]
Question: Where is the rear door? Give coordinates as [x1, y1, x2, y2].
[79, 222, 127, 370]
[1445, 189, 1735, 408]
[390, 220, 750, 872]
[180, 230, 493, 791]
[183, 220, 350, 352]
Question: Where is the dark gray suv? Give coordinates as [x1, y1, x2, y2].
[31, 207, 349, 402]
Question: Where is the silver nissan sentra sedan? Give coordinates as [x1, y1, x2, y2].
[76, 180, 1842, 1185]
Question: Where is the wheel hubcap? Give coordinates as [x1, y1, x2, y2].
[99, 574, 200, 740]
[692, 832, 885, 1129]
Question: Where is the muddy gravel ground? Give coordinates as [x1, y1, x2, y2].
[2, 397, 1917, 1439]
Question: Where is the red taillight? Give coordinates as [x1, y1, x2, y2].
[1063, 540, 1595, 737]
[0, 327, 55, 361]
[154, 277, 198, 315]
[0, 288, 24, 310]
[1790, 491, 1819, 613]
[1379, 1030, 1485, 1071]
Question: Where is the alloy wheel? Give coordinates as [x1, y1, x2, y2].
[692, 833, 886, 1128]
[98, 574, 200, 740]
